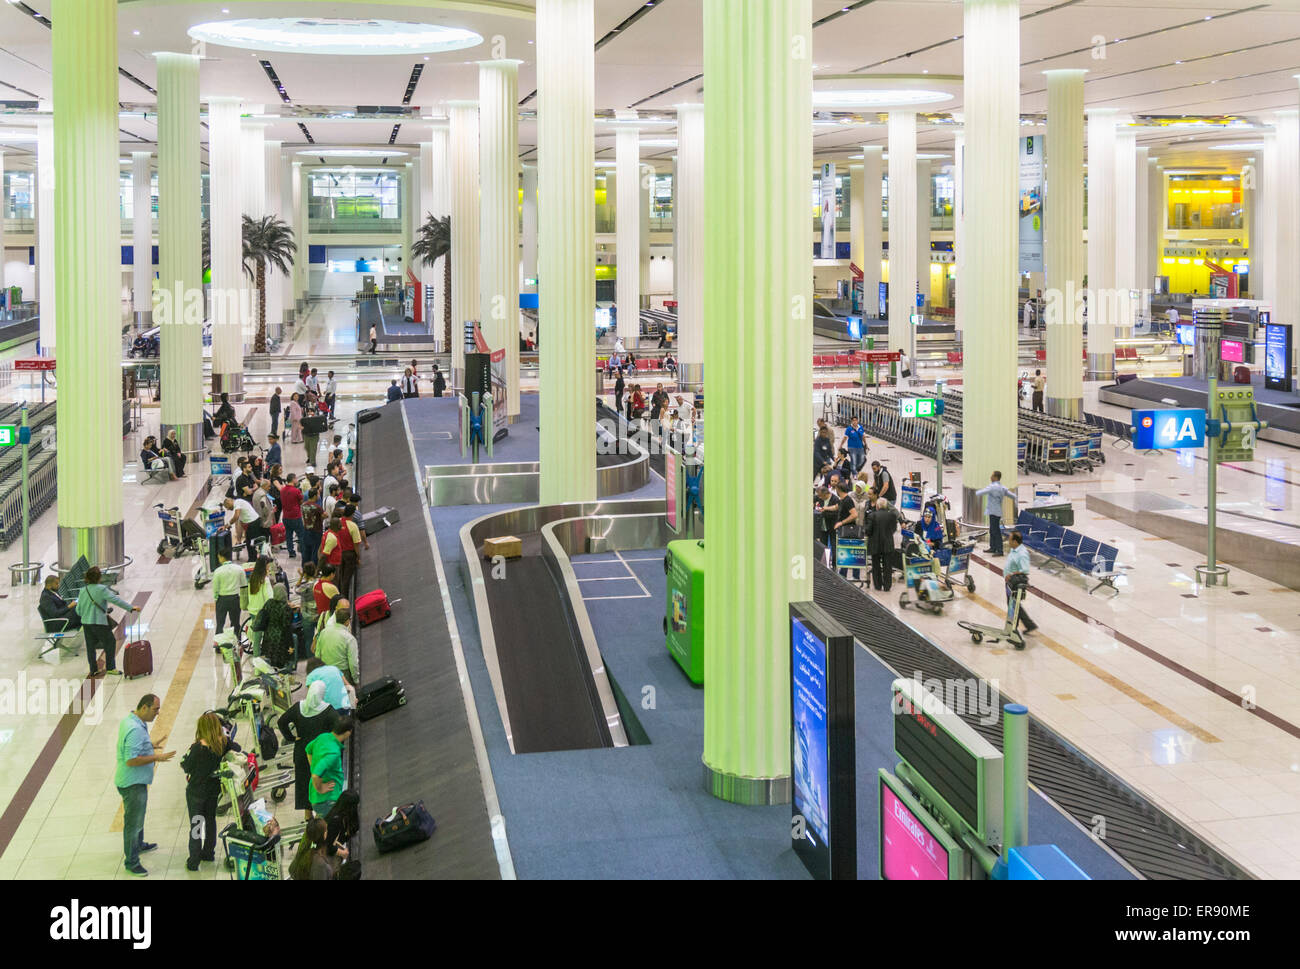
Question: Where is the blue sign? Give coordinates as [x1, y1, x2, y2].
[791, 618, 830, 849]
[900, 484, 923, 512]
[1265, 323, 1292, 393]
[1176, 323, 1195, 347]
[846, 316, 862, 342]
[834, 538, 867, 570]
[1131, 408, 1207, 450]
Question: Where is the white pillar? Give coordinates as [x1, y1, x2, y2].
[1044, 69, 1084, 419]
[916, 158, 931, 312]
[1086, 108, 1117, 377]
[1149, 158, 1163, 294]
[863, 145, 883, 318]
[1273, 109, 1299, 376]
[240, 119, 266, 353]
[1114, 122, 1137, 338]
[418, 140, 435, 318]
[1257, 133, 1275, 307]
[264, 139, 284, 342]
[1135, 146, 1150, 322]
[676, 102, 704, 390]
[292, 161, 306, 311]
[479, 59, 521, 418]
[0, 150, 5, 289]
[281, 154, 295, 325]
[962, 0, 1021, 515]
[616, 118, 641, 347]
[522, 162, 538, 294]
[537, 0, 596, 505]
[209, 97, 246, 398]
[850, 161, 865, 285]
[36, 115, 55, 352]
[640, 162, 652, 303]
[887, 110, 917, 356]
[428, 120, 450, 348]
[952, 131, 965, 335]
[131, 151, 153, 330]
[450, 102, 480, 382]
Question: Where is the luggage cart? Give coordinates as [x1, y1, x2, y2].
[897, 533, 955, 615]
[957, 573, 1030, 650]
[936, 542, 976, 595]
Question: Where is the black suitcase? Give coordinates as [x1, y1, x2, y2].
[356, 676, 406, 722]
[373, 800, 435, 853]
[208, 528, 233, 572]
[301, 415, 329, 434]
[361, 506, 400, 536]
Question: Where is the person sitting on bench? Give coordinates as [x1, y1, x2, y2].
[39, 575, 82, 634]
[140, 436, 177, 482]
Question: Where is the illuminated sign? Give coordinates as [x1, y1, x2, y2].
[1220, 339, 1244, 364]
[879, 770, 965, 880]
[0, 426, 15, 447]
[1265, 323, 1292, 392]
[899, 397, 943, 418]
[1130, 408, 1207, 450]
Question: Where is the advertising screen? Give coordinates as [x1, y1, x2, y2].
[879, 772, 955, 880]
[665, 450, 679, 532]
[791, 617, 830, 849]
[1265, 323, 1293, 392]
[1176, 324, 1195, 347]
[1018, 135, 1044, 273]
[1220, 339, 1245, 364]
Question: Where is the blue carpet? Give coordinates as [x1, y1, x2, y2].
[407, 393, 541, 467]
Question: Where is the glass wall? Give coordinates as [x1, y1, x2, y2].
[1167, 173, 1242, 230]
[3, 171, 34, 226]
[308, 168, 403, 233]
[119, 170, 159, 223]
[815, 168, 955, 235]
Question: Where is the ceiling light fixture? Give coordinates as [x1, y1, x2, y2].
[188, 18, 484, 57]
[813, 89, 953, 108]
[296, 148, 410, 158]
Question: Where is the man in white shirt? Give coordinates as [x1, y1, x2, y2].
[324, 371, 338, 420]
[369, 324, 378, 354]
[223, 496, 261, 559]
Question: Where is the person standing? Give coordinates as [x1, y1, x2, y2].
[614, 368, 625, 417]
[314, 602, 360, 688]
[301, 486, 323, 569]
[115, 694, 174, 876]
[280, 473, 305, 559]
[1031, 370, 1046, 413]
[269, 387, 282, 438]
[279, 681, 339, 821]
[841, 416, 867, 472]
[211, 546, 245, 636]
[868, 497, 898, 592]
[369, 323, 378, 354]
[181, 712, 238, 871]
[287, 392, 304, 445]
[76, 567, 140, 677]
[401, 366, 419, 399]
[870, 460, 897, 506]
[432, 365, 446, 398]
[306, 716, 354, 817]
[1004, 530, 1038, 637]
[897, 347, 912, 388]
[829, 480, 862, 584]
[977, 470, 1015, 557]
[813, 426, 835, 479]
[324, 371, 338, 421]
[304, 420, 322, 470]
[265, 434, 282, 470]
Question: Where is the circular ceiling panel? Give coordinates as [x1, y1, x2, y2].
[188, 18, 484, 56]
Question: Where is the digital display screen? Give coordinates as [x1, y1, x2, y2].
[1265, 323, 1292, 392]
[880, 778, 950, 880]
[1220, 339, 1244, 364]
[893, 693, 981, 835]
[847, 316, 862, 342]
[791, 617, 830, 850]
[1176, 324, 1195, 347]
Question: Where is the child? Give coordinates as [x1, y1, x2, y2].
[345, 423, 356, 466]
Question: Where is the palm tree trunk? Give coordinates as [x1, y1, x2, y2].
[255, 259, 267, 354]
[443, 252, 452, 351]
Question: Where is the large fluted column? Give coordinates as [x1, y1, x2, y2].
[1274, 109, 1299, 378]
[615, 117, 641, 348]
[702, 0, 811, 805]
[1148, 158, 1163, 294]
[131, 151, 153, 330]
[863, 145, 883, 319]
[1114, 122, 1137, 338]
[280, 154, 295, 327]
[1086, 108, 1117, 378]
[450, 102, 480, 384]
[961, 0, 1021, 519]
[916, 158, 931, 311]
[521, 162, 538, 295]
[1044, 69, 1084, 419]
[537, 0, 596, 504]
[292, 161, 306, 313]
[241, 119, 267, 353]
[1257, 133, 1275, 307]
[952, 131, 965, 335]
[36, 115, 55, 353]
[850, 162, 866, 294]
[418, 140, 434, 321]
[52, 0, 123, 570]
[156, 52, 204, 460]
[479, 60, 521, 418]
[263, 139, 284, 343]
[1135, 145, 1150, 322]
[0, 151, 5, 289]
[639, 162, 652, 302]
[209, 97, 246, 399]
[675, 102, 704, 390]
[887, 111, 917, 356]
[426, 121, 450, 349]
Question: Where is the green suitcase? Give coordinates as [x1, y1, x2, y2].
[663, 539, 705, 685]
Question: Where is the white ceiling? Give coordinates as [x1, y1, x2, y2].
[0, 0, 1293, 174]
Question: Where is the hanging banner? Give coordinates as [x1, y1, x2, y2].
[820, 163, 837, 260]
[1018, 136, 1044, 273]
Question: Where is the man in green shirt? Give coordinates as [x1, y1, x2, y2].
[115, 695, 175, 876]
[306, 716, 353, 817]
[211, 547, 246, 636]
[314, 602, 359, 686]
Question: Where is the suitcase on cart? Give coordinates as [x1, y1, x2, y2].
[208, 527, 233, 572]
[301, 415, 329, 435]
[356, 675, 406, 721]
[356, 589, 392, 627]
[123, 622, 153, 679]
[269, 522, 286, 546]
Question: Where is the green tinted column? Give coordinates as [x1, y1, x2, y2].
[52, 0, 124, 571]
[156, 52, 205, 460]
[537, 0, 596, 504]
[702, 0, 812, 804]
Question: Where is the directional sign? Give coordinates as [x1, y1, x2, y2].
[1130, 408, 1207, 450]
[13, 359, 55, 372]
[899, 397, 944, 419]
[863, 351, 901, 365]
[0, 425, 16, 447]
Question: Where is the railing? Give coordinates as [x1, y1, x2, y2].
[308, 217, 404, 234]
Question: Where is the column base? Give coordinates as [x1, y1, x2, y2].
[1045, 396, 1082, 421]
[133, 310, 152, 331]
[678, 362, 703, 393]
[1085, 352, 1115, 382]
[57, 522, 127, 579]
[283, 309, 295, 326]
[702, 760, 791, 805]
[212, 371, 245, 403]
[296, 297, 306, 315]
[961, 485, 984, 530]
[160, 420, 206, 460]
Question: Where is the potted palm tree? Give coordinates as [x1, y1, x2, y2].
[242, 215, 297, 354]
[411, 213, 451, 349]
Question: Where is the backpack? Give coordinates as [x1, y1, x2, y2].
[303, 501, 323, 531]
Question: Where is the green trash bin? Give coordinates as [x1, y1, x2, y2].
[663, 539, 704, 685]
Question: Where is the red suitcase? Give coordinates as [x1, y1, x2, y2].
[1234, 366, 1252, 385]
[270, 522, 287, 546]
[355, 589, 392, 627]
[123, 623, 153, 679]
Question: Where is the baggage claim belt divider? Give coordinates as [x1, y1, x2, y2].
[111, 603, 213, 833]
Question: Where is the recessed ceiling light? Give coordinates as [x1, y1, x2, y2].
[297, 148, 410, 158]
[638, 139, 677, 147]
[1211, 142, 1265, 150]
[189, 18, 484, 56]
[813, 89, 953, 108]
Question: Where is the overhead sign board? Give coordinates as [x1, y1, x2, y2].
[1130, 409, 1207, 450]
[14, 359, 55, 372]
[899, 397, 943, 419]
